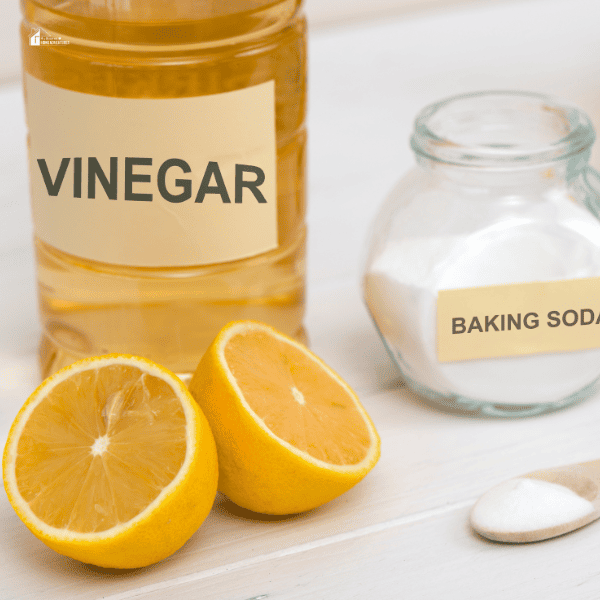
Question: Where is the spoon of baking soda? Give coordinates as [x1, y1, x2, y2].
[470, 460, 600, 542]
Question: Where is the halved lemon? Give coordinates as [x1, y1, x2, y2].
[3, 355, 218, 569]
[189, 321, 380, 515]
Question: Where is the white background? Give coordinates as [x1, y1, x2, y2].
[0, 0, 509, 83]
[3, 0, 600, 597]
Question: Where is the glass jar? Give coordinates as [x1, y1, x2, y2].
[364, 91, 600, 417]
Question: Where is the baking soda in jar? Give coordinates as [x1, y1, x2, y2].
[364, 91, 600, 417]
[22, 0, 307, 380]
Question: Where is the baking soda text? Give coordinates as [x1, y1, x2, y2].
[452, 308, 600, 334]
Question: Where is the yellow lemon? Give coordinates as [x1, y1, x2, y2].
[189, 320, 380, 515]
[3, 354, 218, 569]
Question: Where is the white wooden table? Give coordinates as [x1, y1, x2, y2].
[3, 0, 600, 597]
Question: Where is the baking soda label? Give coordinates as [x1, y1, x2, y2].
[437, 277, 600, 362]
[26, 74, 278, 267]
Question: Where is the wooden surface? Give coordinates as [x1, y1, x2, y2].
[2, 0, 600, 597]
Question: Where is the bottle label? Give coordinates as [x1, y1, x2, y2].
[25, 74, 278, 267]
[437, 277, 600, 362]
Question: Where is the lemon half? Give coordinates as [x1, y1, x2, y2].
[189, 320, 380, 515]
[3, 354, 218, 568]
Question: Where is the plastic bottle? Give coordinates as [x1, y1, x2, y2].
[21, 0, 307, 380]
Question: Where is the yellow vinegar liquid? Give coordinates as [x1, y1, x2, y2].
[21, 0, 307, 380]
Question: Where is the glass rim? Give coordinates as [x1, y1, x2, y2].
[410, 90, 595, 168]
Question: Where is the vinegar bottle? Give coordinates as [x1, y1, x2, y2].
[21, 0, 307, 381]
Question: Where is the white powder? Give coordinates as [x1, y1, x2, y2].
[364, 188, 600, 405]
[470, 477, 594, 533]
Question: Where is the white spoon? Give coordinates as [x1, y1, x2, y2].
[470, 460, 600, 542]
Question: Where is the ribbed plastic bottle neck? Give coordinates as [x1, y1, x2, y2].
[23, 0, 303, 49]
